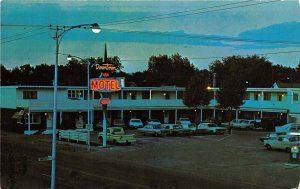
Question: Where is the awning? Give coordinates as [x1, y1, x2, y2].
[11, 110, 26, 119]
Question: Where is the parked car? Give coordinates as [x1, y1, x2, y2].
[259, 132, 286, 142]
[161, 124, 193, 136]
[138, 124, 170, 136]
[128, 118, 143, 129]
[178, 118, 191, 128]
[222, 119, 246, 127]
[112, 119, 126, 128]
[197, 123, 227, 135]
[275, 123, 300, 133]
[264, 135, 300, 152]
[232, 120, 256, 129]
[98, 127, 136, 145]
[147, 119, 161, 125]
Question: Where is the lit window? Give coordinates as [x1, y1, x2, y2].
[68, 90, 84, 99]
[277, 93, 285, 101]
[23, 91, 37, 99]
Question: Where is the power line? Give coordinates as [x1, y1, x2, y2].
[105, 28, 300, 45]
[1, 30, 50, 44]
[1, 27, 47, 40]
[102, 0, 281, 27]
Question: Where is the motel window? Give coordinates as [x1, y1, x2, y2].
[263, 92, 271, 101]
[164, 92, 170, 100]
[177, 91, 183, 99]
[293, 93, 299, 101]
[254, 93, 260, 101]
[277, 93, 285, 101]
[23, 91, 37, 99]
[130, 92, 136, 100]
[142, 91, 150, 99]
[17, 113, 41, 124]
[68, 90, 84, 99]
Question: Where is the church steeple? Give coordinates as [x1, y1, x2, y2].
[104, 43, 107, 64]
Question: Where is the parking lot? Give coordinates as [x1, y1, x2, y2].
[2, 130, 300, 189]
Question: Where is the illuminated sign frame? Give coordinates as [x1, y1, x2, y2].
[90, 78, 121, 92]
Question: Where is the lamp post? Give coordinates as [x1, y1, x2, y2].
[50, 23, 100, 189]
[67, 54, 94, 151]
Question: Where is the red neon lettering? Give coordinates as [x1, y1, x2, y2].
[90, 79, 121, 91]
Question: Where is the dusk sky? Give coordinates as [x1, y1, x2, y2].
[1, 0, 300, 73]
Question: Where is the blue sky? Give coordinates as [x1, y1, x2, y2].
[1, 0, 300, 72]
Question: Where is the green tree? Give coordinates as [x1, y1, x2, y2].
[210, 55, 273, 87]
[216, 59, 247, 133]
[146, 53, 196, 86]
[1, 64, 11, 85]
[183, 70, 211, 123]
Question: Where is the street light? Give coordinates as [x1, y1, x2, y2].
[50, 23, 100, 189]
[67, 54, 93, 151]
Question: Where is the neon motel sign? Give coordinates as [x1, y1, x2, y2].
[90, 78, 121, 92]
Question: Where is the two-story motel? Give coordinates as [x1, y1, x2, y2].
[1, 82, 299, 133]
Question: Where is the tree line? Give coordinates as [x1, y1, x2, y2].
[1, 53, 299, 88]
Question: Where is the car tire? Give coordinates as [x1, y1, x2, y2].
[266, 144, 272, 151]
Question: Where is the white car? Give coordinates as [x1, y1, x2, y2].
[264, 135, 300, 152]
[147, 119, 161, 125]
[128, 118, 143, 129]
[138, 124, 170, 136]
[178, 118, 191, 128]
[162, 124, 193, 136]
[222, 119, 246, 127]
[233, 120, 256, 129]
[197, 123, 227, 134]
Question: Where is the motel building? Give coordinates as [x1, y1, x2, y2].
[1, 80, 300, 134]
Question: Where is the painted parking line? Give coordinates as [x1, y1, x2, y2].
[217, 134, 233, 141]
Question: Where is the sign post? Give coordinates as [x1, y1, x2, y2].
[90, 77, 121, 147]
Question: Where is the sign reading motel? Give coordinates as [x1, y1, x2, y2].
[90, 78, 121, 92]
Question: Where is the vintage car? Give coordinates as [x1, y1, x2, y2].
[161, 124, 193, 136]
[147, 119, 162, 125]
[197, 123, 227, 135]
[264, 135, 300, 152]
[232, 120, 256, 129]
[177, 118, 192, 128]
[98, 127, 136, 145]
[128, 118, 143, 129]
[138, 124, 170, 136]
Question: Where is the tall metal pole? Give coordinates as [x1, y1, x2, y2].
[51, 28, 59, 189]
[88, 63, 90, 126]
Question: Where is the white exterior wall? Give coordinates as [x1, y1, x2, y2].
[1, 86, 300, 123]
